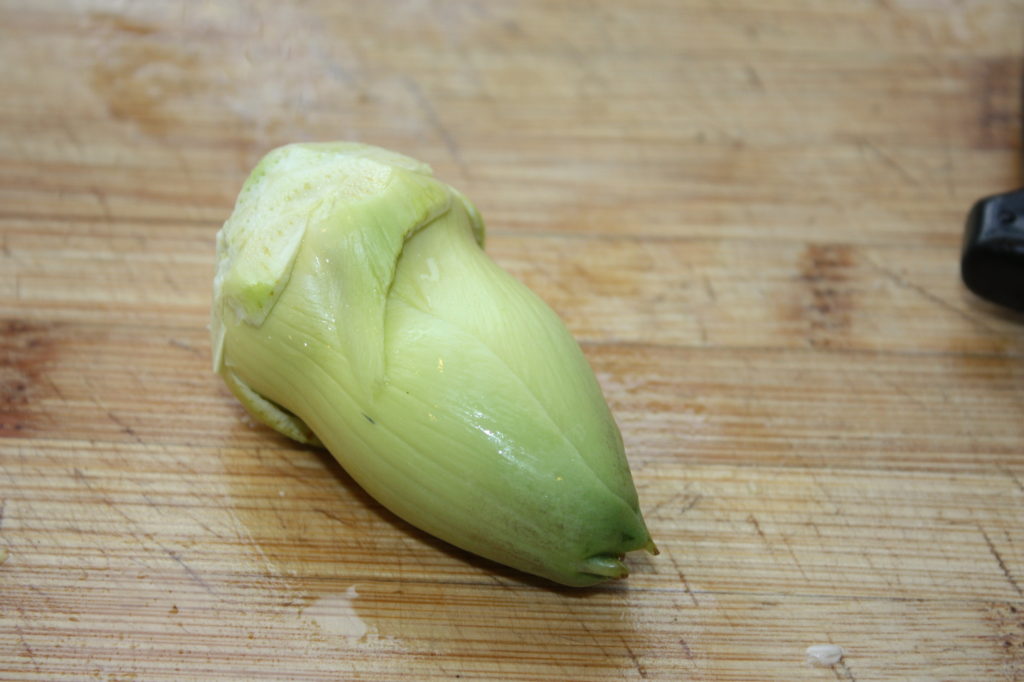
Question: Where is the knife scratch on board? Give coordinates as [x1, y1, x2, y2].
[979, 525, 1023, 597]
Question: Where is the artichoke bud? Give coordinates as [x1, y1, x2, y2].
[212, 142, 655, 586]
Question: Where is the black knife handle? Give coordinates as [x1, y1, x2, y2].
[961, 188, 1024, 312]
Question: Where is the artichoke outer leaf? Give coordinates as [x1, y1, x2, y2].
[220, 366, 321, 447]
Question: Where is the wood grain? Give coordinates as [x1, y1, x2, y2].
[2, 0, 1024, 679]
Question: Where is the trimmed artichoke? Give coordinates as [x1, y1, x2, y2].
[211, 142, 654, 586]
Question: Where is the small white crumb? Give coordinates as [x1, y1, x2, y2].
[805, 644, 844, 667]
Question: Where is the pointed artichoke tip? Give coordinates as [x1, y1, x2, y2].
[645, 539, 660, 556]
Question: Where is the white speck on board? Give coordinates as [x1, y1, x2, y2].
[805, 644, 844, 667]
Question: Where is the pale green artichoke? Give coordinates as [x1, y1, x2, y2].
[212, 142, 654, 586]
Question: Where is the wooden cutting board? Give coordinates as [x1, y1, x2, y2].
[2, 1, 1024, 679]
